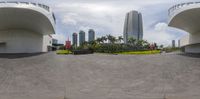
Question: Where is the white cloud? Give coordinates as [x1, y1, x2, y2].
[155, 22, 168, 31]
[144, 22, 176, 46]
[52, 34, 66, 44]
[62, 17, 77, 25]
[60, 12, 78, 25]
[145, 31, 175, 46]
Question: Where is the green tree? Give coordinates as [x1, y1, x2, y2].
[107, 34, 116, 44]
[118, 36, 123, 43]
[101, 36, 107, 43]
[96, 38, 103, 44]
[81, 41, 89, 49]
[128, 37, 136, 46]
[87, 40, 97, 51]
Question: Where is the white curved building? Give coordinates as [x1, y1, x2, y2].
[0, 1, 55, 53]
[168, 2, 200, 53]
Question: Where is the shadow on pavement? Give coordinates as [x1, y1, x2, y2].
[0, 53, 45, 59]
[178, 53, 200, 58]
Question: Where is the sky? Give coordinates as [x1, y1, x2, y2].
[3, 0, 199, 46]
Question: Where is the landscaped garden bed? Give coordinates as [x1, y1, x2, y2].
[115, 50, 160, 55]
[56, 50, 72, 55]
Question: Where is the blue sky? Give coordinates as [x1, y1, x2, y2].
[4, 0, 199, 46]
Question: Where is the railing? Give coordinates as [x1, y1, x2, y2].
[168, 2, 200, 16]
[0, 1, 50, 12]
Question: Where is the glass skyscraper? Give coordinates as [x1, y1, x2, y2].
[123, 10, 143, 44]
[79, 30, 85, 46]
[88, 29, 95, 42]
[72, 33, 77, 47]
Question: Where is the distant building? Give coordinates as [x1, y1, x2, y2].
[88, 29, 95, 42]
[79, 30, 85, 46]
[178, 40, 181, 48]
[52, 39, 58, 45]
[52, 38, 64, 51]
[123, 10, 143, 44]
[172, 40, 176, 48]
[72, 33, 78, 47]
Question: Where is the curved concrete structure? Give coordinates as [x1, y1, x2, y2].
[0, 1, 55, 53]
[168, 2, 200, 53]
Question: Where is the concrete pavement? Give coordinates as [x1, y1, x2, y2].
[0, 52, 200, 99]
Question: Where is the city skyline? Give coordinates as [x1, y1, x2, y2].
[9, 0, 200, 46]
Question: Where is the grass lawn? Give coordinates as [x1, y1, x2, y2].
[56, 50, 72, 55]
[115, 50, 160, 55]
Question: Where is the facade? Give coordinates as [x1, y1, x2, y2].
[79, 30, 85, 46]
[168, 2, 200, 53]
[172, 40, 176, 48]
[43, 35, 53, 52]
[72, 33, 78, 47]
[123, 10, 143, 44]
[0, 1, 55, 53]
[88, 29, 95, 42]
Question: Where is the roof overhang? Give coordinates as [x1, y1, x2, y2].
[0, 7, 55, 35]
[168, 7, 200, 34]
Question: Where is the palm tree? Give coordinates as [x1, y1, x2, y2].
[107, 34, 116, 44]
[88, 40, 97, 51]
[88, 40, 96, 45]
[127, 37, 136, 45]
[118, 36, 123, 43]
[96, 38, 103, 44]
[101, 36, 107, 43]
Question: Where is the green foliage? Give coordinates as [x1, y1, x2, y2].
[115, 50, 160, 55]
[107, 34, 116, 44]
[128, 37, 136, 45]
[56, 50, 72, 54]
[73, 34, 161, 55]
[118, 36, 123, 43]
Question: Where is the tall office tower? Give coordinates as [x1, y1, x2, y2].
[79, 30, 85, 46]
[88, 29, 95, 42]
[72, 33, 78, 47]
[172, 40, 176, 48]
[178, 40, 181, 48]
[123, 10, 143, 44]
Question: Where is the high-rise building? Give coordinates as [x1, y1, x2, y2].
[88, 29, 95, 42]
[178, 40, 181, 48]
[172, 40, 176, 48]
[72, 33, 78, 47]
[79, 30, 85, 46]
[123, 10, 143, 44]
